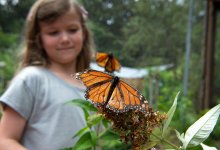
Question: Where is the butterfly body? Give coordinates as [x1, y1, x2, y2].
[104, 76, 119, 106]
[76, 69, 148, 113]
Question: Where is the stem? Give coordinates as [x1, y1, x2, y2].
[151, 133, 181, 150]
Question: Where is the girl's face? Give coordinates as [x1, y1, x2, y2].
[39, 9, 84, 67]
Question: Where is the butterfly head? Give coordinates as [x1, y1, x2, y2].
[75, 72, 81, 80]
[108, 52, 113, 58]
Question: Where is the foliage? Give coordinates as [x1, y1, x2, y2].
[0, 0, 219, 148]
[181, 104, 220, 149]
[0, 49, 17, 94]
[80, 0, 205, 67]
[64, 99, 130, 150]
[67, 92, 219, 150]
[0, 0, 206, 67]
[0, 0, 34, 33]
[121, 0, 186, 66]
[0, 29, 18, 49]
[0, 0, 208, 100]
[144, 66, 206, 133]
[80, 0, 136, 58]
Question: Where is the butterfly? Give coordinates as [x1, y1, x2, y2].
[96, 52, 121, 73]
[76, 69, 149, 113]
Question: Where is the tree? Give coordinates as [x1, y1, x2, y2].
[81, 0, 136, 59]
[121, 0, 186, 67]
[0, 0, 34, 33]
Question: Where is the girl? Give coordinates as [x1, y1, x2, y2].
[0, 0, 94, 149]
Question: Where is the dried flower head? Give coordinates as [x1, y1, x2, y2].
[97, 106, 166, 149]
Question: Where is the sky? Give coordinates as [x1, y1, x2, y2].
[0, 0, 19, 5]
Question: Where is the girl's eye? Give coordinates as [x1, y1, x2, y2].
[69, 28, 78, 33]
[48, 31, 59, 36]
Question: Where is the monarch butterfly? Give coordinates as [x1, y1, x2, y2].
[96, 52, 121, 73]
[76, 69, 149, 113]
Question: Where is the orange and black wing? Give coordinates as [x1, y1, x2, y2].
[96, 53, 109, 68]
[96, 52, 121, 73]
[106, 79, 149, 112]
[105, 56, 121, 73]
[76, 69, 148, 112]
[76, 69, 114, 106]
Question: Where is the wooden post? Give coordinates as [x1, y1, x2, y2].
[201, 0, 217, 109]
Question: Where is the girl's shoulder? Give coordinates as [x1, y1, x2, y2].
[4, 66, 49, 96]
[14, 66, 48, 82]
[20, 66, 44, 74]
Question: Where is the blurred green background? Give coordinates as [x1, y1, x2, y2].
[0, 0, 219, 149]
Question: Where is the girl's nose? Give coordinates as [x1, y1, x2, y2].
[60, 32, 70, 42]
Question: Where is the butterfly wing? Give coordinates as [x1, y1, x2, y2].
[96, 53, 109, 67]
[107, 79, 149, 112]
[76, 69, 114, 105]
[105, 57, 121, 72]
[96, 52, 121, 73]
[76, 69, 148, 112]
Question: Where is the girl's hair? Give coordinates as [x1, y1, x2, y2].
[19, 0, 94, 72]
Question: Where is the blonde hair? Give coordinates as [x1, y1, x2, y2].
[19, 0, 94, 72]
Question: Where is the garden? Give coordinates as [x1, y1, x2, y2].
[0, 0, 220, 149]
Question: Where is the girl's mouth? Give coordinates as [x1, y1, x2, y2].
[57, 47, 74, 51]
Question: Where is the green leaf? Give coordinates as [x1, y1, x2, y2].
[73, 126, 90, 138]
[87, 113, 104, 127]
[174, 129, 185, 145]
[141, 141, 158, 150]
[102, 118, 110, 129]
[82, 108, 90, 121]
[99, 129, 120, 140]
[200, 143, 218, 150]
[67, 99, 98, 121]
[72, 131, 94, 150]
[67, 99, 98, 112]
[183, 104, 220, 149]
[90, 131, 98, 146]
[162, 91, 180, 137]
